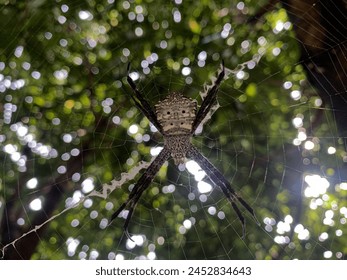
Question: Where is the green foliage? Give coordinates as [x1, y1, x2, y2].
[0, 0, 346, 260]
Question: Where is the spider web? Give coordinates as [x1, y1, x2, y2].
[1, 0, 346, 260]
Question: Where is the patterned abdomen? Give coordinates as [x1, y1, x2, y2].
[155, 92, 197, 135]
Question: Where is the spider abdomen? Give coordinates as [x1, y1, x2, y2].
[155, 92, 197, 135]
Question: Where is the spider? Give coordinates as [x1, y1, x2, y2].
[111, 61, 258, 240]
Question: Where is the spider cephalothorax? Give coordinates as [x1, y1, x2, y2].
[110, 61, 258, 240]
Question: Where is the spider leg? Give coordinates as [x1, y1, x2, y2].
[191, 60, 225, 134]
[231, 201, 246, 238]
[110, 147, 170, 240]
[126, 63, 163, 133]
[187, 145, 258, 238]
